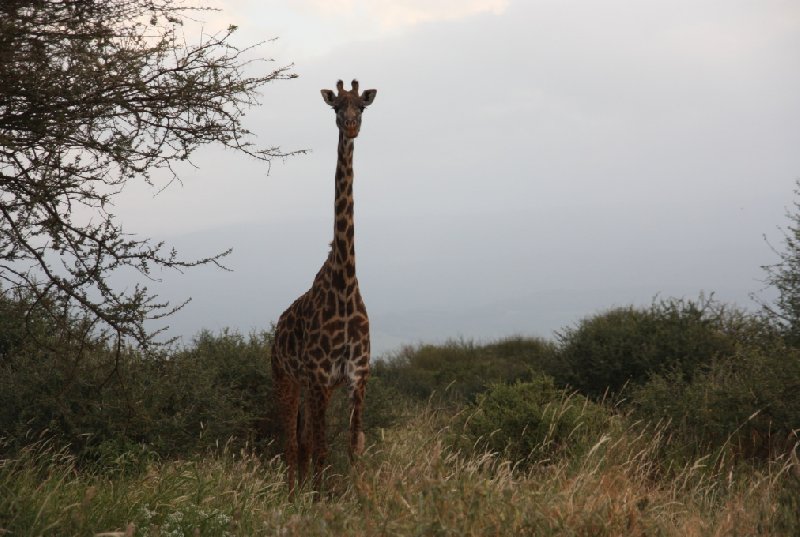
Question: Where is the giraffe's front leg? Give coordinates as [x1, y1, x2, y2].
[348, 374, 368, 462]
[297, 393, 312, 487]
[274, 371, 300, 495]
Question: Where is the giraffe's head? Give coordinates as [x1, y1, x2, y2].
[321, 79, 377, 139]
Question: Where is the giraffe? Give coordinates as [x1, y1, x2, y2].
[271, 79, 377, 493]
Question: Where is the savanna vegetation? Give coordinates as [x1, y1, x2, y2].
[2, 2, 799, 535]
[1, 287, 799, 535]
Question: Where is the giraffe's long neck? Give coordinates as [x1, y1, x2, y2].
[332, 131, 356, 292]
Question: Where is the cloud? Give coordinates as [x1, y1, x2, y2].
[299, 0, 509, 30]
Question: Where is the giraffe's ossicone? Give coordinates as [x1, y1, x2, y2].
[271, 79, 377, 494]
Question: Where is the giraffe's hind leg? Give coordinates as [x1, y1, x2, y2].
[274, 369, 301, 494]
[309, 384, 332, 493]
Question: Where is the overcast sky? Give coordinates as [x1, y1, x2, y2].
[114, 0, 800, 355]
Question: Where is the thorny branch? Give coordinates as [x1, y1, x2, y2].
[0, 0, 300, 349]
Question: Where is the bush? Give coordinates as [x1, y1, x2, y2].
[0, 289, 117, 457]
[132, 329, 277, 456]
[0, 324, 278, 463]
[631, 343, 800, 462]
[374, 337, 558, 403]
[458, 375, 613, 466]
[0, 285, 408, 465]
[557, 296, 770, 398]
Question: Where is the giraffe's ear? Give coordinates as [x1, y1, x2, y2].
[360, 89, 377, 107]
[321, 89, 337, 107]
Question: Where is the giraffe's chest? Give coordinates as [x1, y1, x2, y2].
[306, 292, 369, 351]
[308, 281, 367, 324]
[293, 288, 369, 384]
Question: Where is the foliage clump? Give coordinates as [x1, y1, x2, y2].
[459, 375, 612, 466]
[373, 336, 557, 403]
[0, 309, 277, 465]
[556, 296, 771, 398]
[760, 180, 800, 346]
[631, 343, 800, 462]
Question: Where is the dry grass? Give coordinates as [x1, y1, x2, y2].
[1, 407, 797, 536]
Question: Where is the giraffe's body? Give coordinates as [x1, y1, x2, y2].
[271, 80, 376, 492]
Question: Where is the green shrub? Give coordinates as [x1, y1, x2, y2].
[0, 325, 278, 463]
[0, 285, 282, 462]
[374, 336, 558, 403]
[458, 375, 613, 466]
[557, 296, 770, 398]
[631, 343, 800, 462]
[0, 285, 408, 465]
[133, 329, 277, 456]
[0, 289, 117, 457]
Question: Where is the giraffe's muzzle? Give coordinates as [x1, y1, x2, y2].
[343, 120, 360, 139]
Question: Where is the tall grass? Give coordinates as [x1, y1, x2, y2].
[2, 404, 797, 536]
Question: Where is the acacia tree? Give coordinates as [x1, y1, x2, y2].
[0, 0, 295, 347]
[761, 180, 800, 346]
